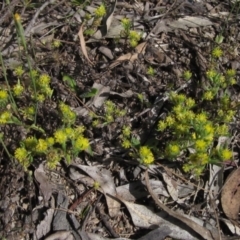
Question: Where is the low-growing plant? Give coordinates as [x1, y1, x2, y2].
[121, 18, 142, 47]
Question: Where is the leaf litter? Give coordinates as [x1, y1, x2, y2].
[1, 0, 240, 239]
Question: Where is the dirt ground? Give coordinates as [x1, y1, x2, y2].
[0, 0, 240, 239]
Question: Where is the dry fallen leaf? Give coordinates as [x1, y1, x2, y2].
[144, 170, 219, 240]
[221, 168, 240, 221]
[34, 164, 53, 206]
[109, 42, 147, 69]
[78, 23, 93, 65]
[70, 164, 120, 218]
[116, 196, 199, 239]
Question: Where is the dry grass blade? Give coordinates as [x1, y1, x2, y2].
[144, 169, 218, 240]
[78, 23, 94, 65]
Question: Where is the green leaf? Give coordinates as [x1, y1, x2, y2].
[80, 88, 98, 98]
[62, 74, 76, 91]
[131, 137, 140, 147]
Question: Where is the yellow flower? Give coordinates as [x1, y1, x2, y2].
[39, 74, 51, 85]
[220, 148, 232, 161]
[121, 18, 131, 28]
[0, 90, 8, 102]
[166, 144, 180, 158]
[206, 69, 217, 79]
[226, 69, 236, 77]
[195, 139, 207, 152]
[203, 91, 214, 101]
[13, 82, 24, 96]
[0, 111, 11, 124]
[75, 126, 86, 135]
[14, 66, 24, 77]
[139, 146, 154, 165]
[122, 125, 131, 137]
[15, 147, 28, 164]
[95, 4, 106, 18]
[182, 70, 192, 80]
[74, 136, 90, 151]
[46, 137, 55, 146]
[54, 129, 68, 144]
[52, 40, 61, 48]
[64, 127, 75, 138]
[129, 30, 141, 41]
[158, 120, 167, 131]
[185, 98, 195, 108]
[24, 137, 37, 150]
[212, 47, 223, 58]
[14, 13, 21, 22]
[165, 116, 175, 126]
[36, 139, 48, 153]
[122, 139, 131, 149]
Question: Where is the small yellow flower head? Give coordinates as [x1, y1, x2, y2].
[185, 110, 195, 121]
[185, 98, 195, 108]
[212, 46, 223, 58]
[39, 74, 51, 86]
[129, 30, 141, 41]
[0, 90, 8, 105]
[217, 109, 224, 117]
[147, 66, 155, 76]
[228, 78, 236, 85]
[46, 137, 55, 146]
[203, 91, 214, 101]
[165, 116, 175, 126]
[92, 119, 100, 127]
[195, 139, 207, 152]
[75, 126, 86, 135]
[122, 125, 131, 137]
[36, 139, 48, 153]
[74, 136, 90, 151]
[206, 69, 217, 79]
[182, 70, 192, 80]
[216, 124, 229, 136]
[204, 123, 214, 134]
[226, 69, 236, 78]
[14, 13, 21, 22]
[14, 147, 28, 163]
[52, 40, 61, 48]
[64, 127, 75, 138]
[116, 109, 126, 117]
[176, 124, 187, 133]
[93, 181, 101, 190]
[54, 129, 68, 144]
[59, 102, 76, 124]
[122, 139, 131, 149]
[139, 146, 154, 165]
[121, 18, 131, 29]
[95, 4, 106, 18]
[166, 144, 180, 158]
[105, 100, 115, 113]
[36, 94, 45, 102]
[219, 148, 232, 161]
[158, 120, 167, 131]
[0, 111, 12, 124]
[196, 112, 208, 123]
[14, 66, 24, 77]
[24, 136, 37, 150]
[105, 114, 114, 123]
[13, 82, 24, 96]
[173, 104, 182, 114]
[129, 39, 138, 47]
